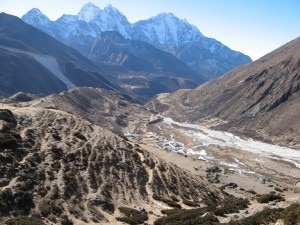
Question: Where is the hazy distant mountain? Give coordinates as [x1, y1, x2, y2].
[0, 12, 197, 100]
[148, 37, 300, 148]
[22, 2, 252, 80]
[86, 31, 203, 82]
[131, 12, 251, 79]
[0, 13, 118, 96]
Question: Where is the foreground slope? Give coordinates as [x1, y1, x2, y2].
[0, 13, 117, 96]
[148, 37, 300, 148]
[0, 104, 225, 224]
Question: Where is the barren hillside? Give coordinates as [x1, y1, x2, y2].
[0, 104, 227, 224]
[27, 87, 152, 134]
[148, 37, 300, 148]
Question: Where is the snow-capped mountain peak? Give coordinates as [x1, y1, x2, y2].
[78, 2, 102, 22]
[21, 3, 252, 80]
[103, 4, 121, 14]
[22, 8, 51, 26]
[101, 4, 129, 23]
[155, 12, 175, 19]
[132, 12, 203, 47]
[91, 4, 131, 38]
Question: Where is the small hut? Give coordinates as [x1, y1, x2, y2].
[294, 181, 300, 193]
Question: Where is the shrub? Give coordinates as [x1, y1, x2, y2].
[182, 199, 199, 207]
[170, 196, 180, 202]
[161, 209, 182, 215]
[153, 194, 181, 208]
[283, 204, 300, 225]
[227, 208, 283, 225]
[116, 207, 148, 225]
[0, 136, 18, 149]
[73, 131, 87, 141]
[256, 194, 285, 203]
[154, 208, 219, 225]
[211, 197, 249, 217]
[3, 216, 45, 225]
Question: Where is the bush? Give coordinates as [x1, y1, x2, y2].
[227, 208, 283, 225]
[0, 136, 18, 149]
[182, 199, 199, 207]
[116, 207, 148, 225]
[73, 131, 87, 141]
[3, 216, 45, 225]
[0, 189, 34, 216]
[283, 204, 300, 225]
[161, 209, 182, 215]
[256, 194, 285, 203]
[212, 197, 249, 216]
[153, 194, 181, 208]
[154, 208, 219, 225]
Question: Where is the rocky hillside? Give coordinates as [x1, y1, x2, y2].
[148, 37, 300, 148]
[85, 31, 203, 83]
[22, 3, 251, 80]
[0, 12, 198, 100]
[28, 87, 152, 132]
[0, 13, 118, 97]
[0, 105, 228, 224]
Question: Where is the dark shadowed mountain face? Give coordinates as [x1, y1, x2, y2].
[0, 13, 118, 96]
[148, 37, 300, 148]
[96, 64, 199, 101]
[22, 3, 252, 81]
[0, 48, 67, 96]
[84, 31, 204, 83]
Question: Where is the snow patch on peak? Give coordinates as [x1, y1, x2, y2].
[91, 4, 131, 38]
[27, 8, 43, 15]
[132, 12, 203, 47]
[102, 4, 129, 21]
[22, 8, 51, 26]
[104, 4, 120, 13]
[78, 2, 102, 22]
[22, 8, 47, 19]
[156, 12, 175, 18]
[57, 14, 77, 23]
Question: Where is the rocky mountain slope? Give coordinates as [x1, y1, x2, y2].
[148, 37, 300, 149]
[1, 87, 300, 225]
[85, 31, 203, 83]
[99, 65, 198, 100]
[0, 12, 198, 100]
[0, 103, 229, 224]
[27, 87, 152, 133]
[22, 2, 251, 80]
[0, 13, 118, 97]
[131, 12, 251, 79]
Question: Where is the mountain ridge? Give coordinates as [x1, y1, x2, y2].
[0, 13, 119, 96]
[22, 2, 252, 80]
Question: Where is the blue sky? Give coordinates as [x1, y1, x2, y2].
[0, 0, 299, 60]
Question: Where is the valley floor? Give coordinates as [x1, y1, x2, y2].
[126, 114, 300, 222]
